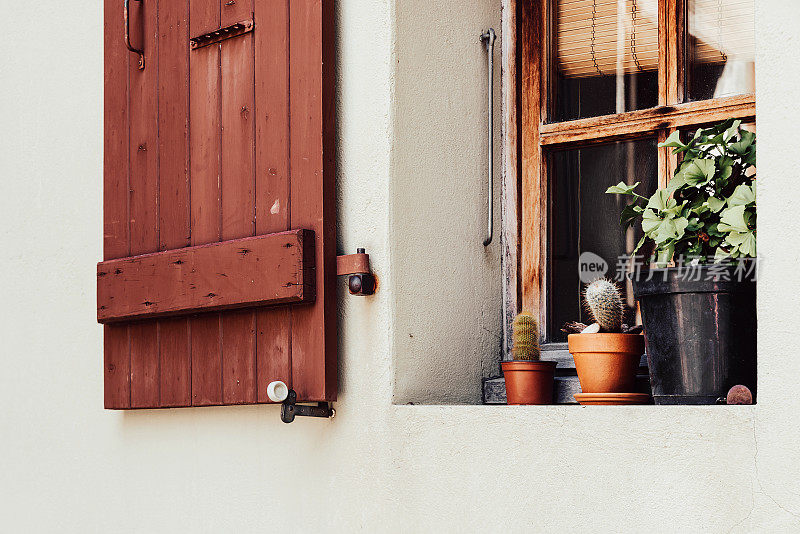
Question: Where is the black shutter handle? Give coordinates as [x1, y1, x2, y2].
[124, 0, 145, 70]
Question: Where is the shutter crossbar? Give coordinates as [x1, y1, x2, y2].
[97, 229, 314, 323]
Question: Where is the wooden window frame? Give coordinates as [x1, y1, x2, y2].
[500, 0, 756, 352]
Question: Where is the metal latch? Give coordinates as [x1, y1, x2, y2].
[337, 248, 376, 295]
[190, 19, 255, 50]
[266, 381, 335, 423]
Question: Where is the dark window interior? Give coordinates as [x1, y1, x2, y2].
[552, 71, 658, 123]
[547, 138, 658, 342]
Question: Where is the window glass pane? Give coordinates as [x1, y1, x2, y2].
[552, 0, 659, 122]
[548, 138, 658, 342]
[687, 0, 755, 101]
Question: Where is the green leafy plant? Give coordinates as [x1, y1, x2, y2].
[606, 119, 756, 264]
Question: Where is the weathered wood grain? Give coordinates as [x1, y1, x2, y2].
[219, 0, 258, 405]
[256, 307, 291, 403]
[222, 309, 257, 404]
[157, 0, 191, 407]
[539, 95, 756, 147]
[103, 0, 336, 408]
[191, 313, 222, 406]
[188, 1, 223, 408]
[519, 0, 547, 332]
[500, 0, 519, 361]
[127, 0, 160, 408]
[130, 322, 159, 408]
[158, 317, 190, 407]
[104, 0, 132, 408]
[254, 0, 292, 401]
[289, 0, 337, 402]
[97, 230, 315, 323]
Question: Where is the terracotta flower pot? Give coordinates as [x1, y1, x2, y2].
[568, 333, 644, 393]
[502, 360, 556, 405]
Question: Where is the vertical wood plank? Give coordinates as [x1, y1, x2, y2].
[665, 0, 683, 190]
[222, 311, 256, 404]
[255, 0, 292, 399]
[157, 0, 191, 407]
[128, 0, 160, 407]
[130, 323, 160, 407]
[158, 318, 191, 406]
[104, 0, 131, 408]
[254, 0, 290, 234]
[190, 1, 223, 405]
[104, 325, 130, 409]
[220, 2, 255, 241]
[500, 0, 519, 360]
[520, 0, 547, 336]
[290, 0, 337, 401]
[221, 0, 252, 24]
[665, 0, 684, 105]
[191, 314, 223, 406]
[129, 0, 159, 257]
[256, 309, 291, 402]
[190, 3, 222, 247]
[158, 0, 190, 252]
[219, 0, 258, 403]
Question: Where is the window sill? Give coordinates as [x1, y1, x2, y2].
[483, 344, 650, 405]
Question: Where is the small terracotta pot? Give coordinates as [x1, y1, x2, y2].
[502, 360, 556, 405]
[568, 333, 644, 393]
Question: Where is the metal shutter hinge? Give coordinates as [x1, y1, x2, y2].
[336, 248, 376, 295]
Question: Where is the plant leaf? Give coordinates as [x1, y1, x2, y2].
[667, 168, 688, 193]
[655, 244, 675, 266]
[706, 196, 726, 213]
[727, 184, 756, 207]
[725, 231, 757, 257]
[729, 130, 756, 155]
[620, 203, 643, 228]
[606, 181, 641, 195]
[683, 159, 716, 186]
[641, 209, 662, 234]
[714, 247, 732, 262]
[659, 130, 685, 150]
[718, 205, 750, 233]
[646, 190, 678, 213]
[633, 234, 647, 254]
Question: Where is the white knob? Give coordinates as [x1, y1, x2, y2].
[267, 381, 289, 402]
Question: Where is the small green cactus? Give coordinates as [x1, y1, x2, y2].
[584, 279, 624, 333]
[512, 312, 540, 361]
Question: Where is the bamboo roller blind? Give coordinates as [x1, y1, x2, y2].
[689, 0, 754, 65]
[556, 0, 754, 78]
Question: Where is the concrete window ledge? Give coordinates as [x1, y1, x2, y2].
[482, 344, 650, 405]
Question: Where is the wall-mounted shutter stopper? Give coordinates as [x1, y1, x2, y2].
[267, 381, 335, 423]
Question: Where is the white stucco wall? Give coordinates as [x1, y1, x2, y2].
[1, 0, 800, 532]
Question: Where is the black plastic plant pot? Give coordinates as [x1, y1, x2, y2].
[632, 263, 756, 405]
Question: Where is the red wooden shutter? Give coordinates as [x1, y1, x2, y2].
[101, 0, 336, 408]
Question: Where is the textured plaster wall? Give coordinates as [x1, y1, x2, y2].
[1, 0, 800, 532]
[391, 0, 503, 404]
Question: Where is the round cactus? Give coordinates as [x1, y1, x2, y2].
[584, 279, 624, 333]
[512, 312, 540, 361]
